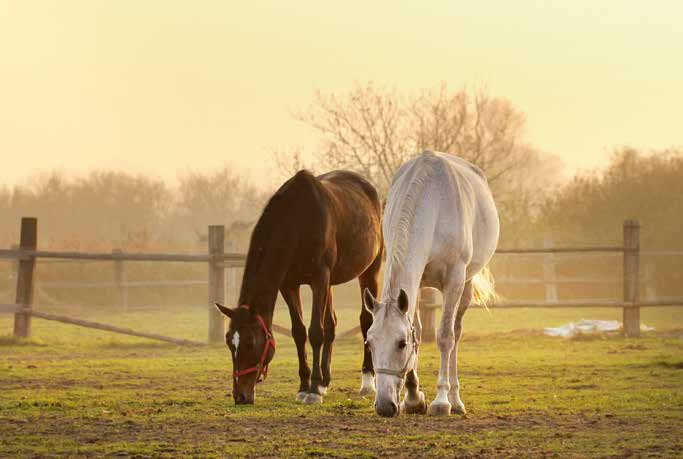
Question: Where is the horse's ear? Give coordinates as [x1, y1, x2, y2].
[363, 288, 377, 315]
[215, 302, 234, 318]
[397, 289, 409, 314]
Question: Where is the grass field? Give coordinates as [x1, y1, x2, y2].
[1, 304, 682, 458]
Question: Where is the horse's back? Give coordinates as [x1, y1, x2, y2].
[318, 170, 383, 284]
[436, 152, 499, 268]
[389, 151, 499, 274]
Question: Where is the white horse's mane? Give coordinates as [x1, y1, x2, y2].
[385, 152, 441, 291]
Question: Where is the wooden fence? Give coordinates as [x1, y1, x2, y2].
[0, 218, 245, 345]
[416, 220, 682, 340]
[1, 218, 682, 345]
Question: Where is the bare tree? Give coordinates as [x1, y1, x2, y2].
[170, 167, 268, 244]
[272, 146, 312, 179]
[410, 84, 535, 197]
[286, 82, 558, 199]
[293, 83, 412, 190]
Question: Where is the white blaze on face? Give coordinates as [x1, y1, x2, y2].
[232, 331, 240, 355]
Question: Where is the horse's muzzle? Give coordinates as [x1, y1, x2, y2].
[234, 391, 255, 405]
[374, 399, 399, 417]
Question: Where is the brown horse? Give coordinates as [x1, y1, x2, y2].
[216, 170, 383, 404]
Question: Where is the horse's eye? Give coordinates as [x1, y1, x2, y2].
[398, 340, 407, 350]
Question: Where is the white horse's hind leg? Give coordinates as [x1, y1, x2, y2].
[448, 280, 472, 415]
[429, 267, 466, 416]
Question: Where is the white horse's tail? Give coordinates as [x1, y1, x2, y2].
[471, 266, 498, 308]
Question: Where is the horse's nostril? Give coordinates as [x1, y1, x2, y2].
[375, 400, 398, 417]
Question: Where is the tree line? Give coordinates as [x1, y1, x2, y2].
[1, 83, 680, 252]
[0, 169, 269, 250]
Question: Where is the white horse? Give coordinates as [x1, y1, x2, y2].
[362, 150, 499, 417]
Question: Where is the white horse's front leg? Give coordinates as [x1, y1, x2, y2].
[448, 280, 472, 415]
[429, 270, 465, 416]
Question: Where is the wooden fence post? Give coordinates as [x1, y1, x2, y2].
[419, 288, 437, 343]
[113, 249, 128, 313]
[14, 218, 37, 338]
[208, 225, 225, 344]
[623, 220, 640, 337]
[543, 237, 558, 303]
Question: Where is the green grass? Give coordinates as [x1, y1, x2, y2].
[1, 306, 682, 458]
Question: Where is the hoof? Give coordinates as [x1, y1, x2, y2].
[401, 391, 427, 415]
[428, 401, 452, 416]
[296, 391, 307, 402]
[359, 386, 375, 397]
[450, 402, 466, 415]
[303, 393, 323, 404]
[318, 386, 328, 396]
[359, 372, 376, 396]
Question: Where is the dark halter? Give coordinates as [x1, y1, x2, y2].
[233, 304, 276, 384]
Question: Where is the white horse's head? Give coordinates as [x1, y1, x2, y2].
[363, 288, 418, 417]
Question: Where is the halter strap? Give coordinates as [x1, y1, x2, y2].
[233, 304, 276, 383]
[374, 320, 419, 379]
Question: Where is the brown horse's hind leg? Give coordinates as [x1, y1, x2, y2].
[358, 252, 381, 396]
[320, 288, 336, 391]
[304, 269, 331, 404]
[281, 285, 311, 401]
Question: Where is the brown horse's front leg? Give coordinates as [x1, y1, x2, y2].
[281, 285, 310, 402]
[359, 253, 381, 396]
[303, 270, 330, 404]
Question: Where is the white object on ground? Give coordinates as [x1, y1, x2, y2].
[543, 319, 654, 338]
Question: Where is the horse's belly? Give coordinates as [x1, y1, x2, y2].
[421, 261, 449, 289]
[330, 237, 380, 285]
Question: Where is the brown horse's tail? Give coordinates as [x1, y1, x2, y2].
[471, 266, 498, 309]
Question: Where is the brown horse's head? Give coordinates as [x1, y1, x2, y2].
[215, 303, 276, 405]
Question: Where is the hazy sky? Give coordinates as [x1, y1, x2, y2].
[1, 1, 681, 188]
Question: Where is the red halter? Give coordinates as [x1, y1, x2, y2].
[232, 304, 276, 383]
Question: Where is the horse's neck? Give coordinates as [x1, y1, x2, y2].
[382, 262, 423, 318]
[382, 183, 439, 315]
[381, 231, 434, 319]
[238, 247, 291, 323]
[238, 286, 279, 323]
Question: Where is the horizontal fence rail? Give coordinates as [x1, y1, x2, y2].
[3, 217, 683, 344]
[36, 280, 208, 289]
[495, 246, 628, 254]
[0, 248, 246, 263]
[0, 303, 21, 314]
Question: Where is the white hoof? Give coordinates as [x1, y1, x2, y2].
[450, 400, 466, 415]
[428, 401, 452, 416]
[448, 392, 466, 414]
[303, 393, 323, 404]
[318, 386, 328, 396]
[402, 391, 427, 415]
[359, 372, 376, 396]
[296, 391, 307, 402]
